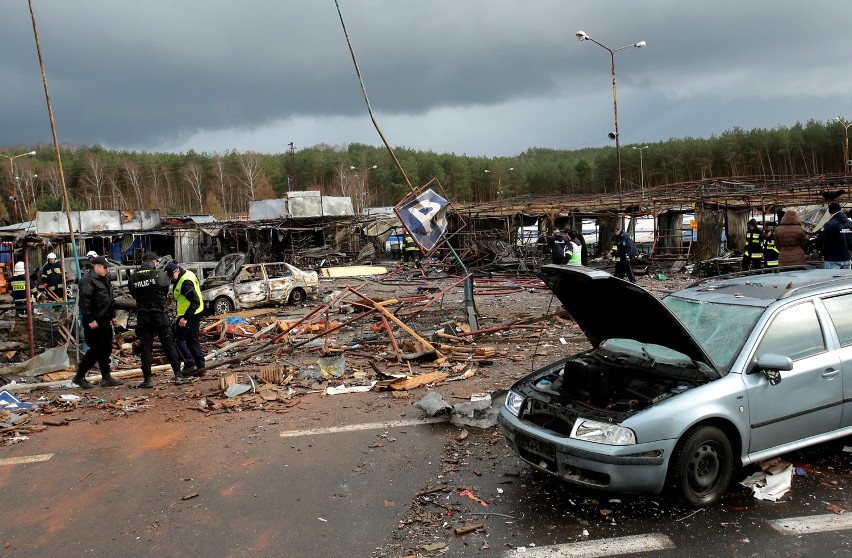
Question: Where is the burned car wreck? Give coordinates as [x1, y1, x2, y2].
[499, 265, 852, 507]
[201, 253, 319, 315]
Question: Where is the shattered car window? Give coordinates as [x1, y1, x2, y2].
[663, 296, 763, 371]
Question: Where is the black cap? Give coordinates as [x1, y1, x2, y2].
[142, 251, 159, 261]
[747, 218, 757, 226]
[91, 256, 109, 267]
[164, 262, 179, 275]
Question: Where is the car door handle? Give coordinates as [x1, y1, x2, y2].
[822, 369, 840, 379]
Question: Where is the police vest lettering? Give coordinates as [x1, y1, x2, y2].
[133, 277, 156, 289]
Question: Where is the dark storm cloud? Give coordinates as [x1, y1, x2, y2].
[1, 1, 851, 156]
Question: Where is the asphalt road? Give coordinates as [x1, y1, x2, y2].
[3, 386, 852, 558]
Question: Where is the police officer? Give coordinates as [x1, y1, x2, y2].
[40, 252, 65, 300]
[612, 227, 638, 283]
[73, 256, 121, 389]
[129, 252, 186, 388]
[546, 229, 568, 265]
[164, 261, 206, 377]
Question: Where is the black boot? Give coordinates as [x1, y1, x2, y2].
[72, 374, 94, 390]
[174, 374, 189, 385]
[100, 372, 124, 387]
[137, 376, 154, 389]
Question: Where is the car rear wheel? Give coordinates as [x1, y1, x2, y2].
[668, 425, 733, 507]
[288, 288, 306, 305]
[213, 296, 234, 316]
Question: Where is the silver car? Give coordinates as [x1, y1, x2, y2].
[499, 265, 852, 507]
[201, 254, 319, 315]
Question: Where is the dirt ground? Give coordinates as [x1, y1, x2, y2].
[1, 264, 696, 445]
[21, 265, 852, 557]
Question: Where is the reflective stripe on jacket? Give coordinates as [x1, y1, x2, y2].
[763, 237, 779, 266]
[745, 230, 764, 258]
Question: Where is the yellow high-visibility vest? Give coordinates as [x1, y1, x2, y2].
[175, 269, 204, 316]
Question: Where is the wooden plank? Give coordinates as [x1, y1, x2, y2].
[389, 371, 449, 391]
[320, 265, 388, 278]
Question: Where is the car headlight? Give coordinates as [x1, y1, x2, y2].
[570, 418, 636, 445]
[504, 390, 525, 417]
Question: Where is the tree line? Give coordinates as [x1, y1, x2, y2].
[1, 118, 849, 224]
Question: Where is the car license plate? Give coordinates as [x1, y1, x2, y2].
[516, 431, 556, 459]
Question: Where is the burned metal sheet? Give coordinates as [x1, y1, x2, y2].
[35, 210, 161, 234]
[322, 196, 355, 217]
[248, 199, 287, 220]
[248, 192, 353, 220]
[288, 195, 324, 218]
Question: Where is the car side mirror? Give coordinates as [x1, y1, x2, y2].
[753, 352, 793, 385]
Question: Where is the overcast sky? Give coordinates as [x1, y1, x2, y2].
[2, 1, 851, 158]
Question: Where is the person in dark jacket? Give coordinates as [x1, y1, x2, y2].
[73, 256, 121, 389]
[762, 228, 779, 268]
[612, 227, 638, 283]
[10, 261, 36, 317]
[775, 209, 810, 267]
[815, 202, 852, 269]
[40, 252, 65, 300]
[402, 228, 420, 264]
[165, 261, 206, 377]
[546, 229, 568, 265]
[742, 218, 764, 271]
[129, 252, 186, 388]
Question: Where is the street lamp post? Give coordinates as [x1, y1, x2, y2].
[1, 150, 37, 222]
[484, 167, 514, 200]
[350, 164, 377, 212]
[287, 142, 297, 191]
[835, 116, 852, 175]
[576, 30, 646, 196]
[632, 145, 649, 197]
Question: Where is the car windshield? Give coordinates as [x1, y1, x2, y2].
[663, 295, 764, 371]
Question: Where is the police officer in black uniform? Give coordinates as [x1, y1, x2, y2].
[128, 252, 186, 388]
[73, 256, 121, 389]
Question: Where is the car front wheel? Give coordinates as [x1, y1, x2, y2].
[668, 425, 733, 507]
[213, 296, 234, 316]
[288, 288, 306, 305]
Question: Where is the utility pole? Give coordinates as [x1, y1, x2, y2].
[288, 142, 297, 191]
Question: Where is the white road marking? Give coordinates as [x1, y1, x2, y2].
[502, 533, 675, 557]
[280, 417, 447, 438]
[767, 513, 852, 535]
[0, 453, 54, 466]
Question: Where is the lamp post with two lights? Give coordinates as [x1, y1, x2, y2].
[632, 145, 649, 197]
[484, 167, 514, 200]
[835, 116, 852, 175]
[575, 30, 645, 196]
[1, 150, 37, 222]
[350, 164, 378, 213]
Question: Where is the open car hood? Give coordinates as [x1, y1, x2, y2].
[539, 265, 719, 375]
[210, 253, 247, 280]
